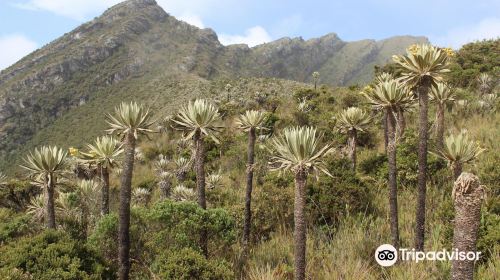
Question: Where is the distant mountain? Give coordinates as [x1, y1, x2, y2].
[0, 0, 427, 170]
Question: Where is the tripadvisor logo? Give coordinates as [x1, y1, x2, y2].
[375, 244, 397, 267]
[374, 244, 481, 267]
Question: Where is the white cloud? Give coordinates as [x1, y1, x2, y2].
[177, 12, 204, 28]
[219, 26, 272, 47]
[14, 0, 122, 21]
[431, 17, 500, 49]
[0, 34, 38, 70]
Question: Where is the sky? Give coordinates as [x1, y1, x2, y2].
[1, 0, 499, 70]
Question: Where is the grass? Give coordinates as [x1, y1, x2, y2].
[244, 182, 498, 280]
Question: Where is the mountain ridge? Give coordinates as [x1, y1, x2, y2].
[0, 0, 428, 170]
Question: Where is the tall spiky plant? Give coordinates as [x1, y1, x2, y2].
[225, 83, 232, 102]
[206, 172, 223, 189]
[431, 130, 485, 180]
[477, 73, 493, 96]
[174, 157, 191, 182]
[58, 179, 100, 237]
[312, 71, 320, 90]
[79, 136, 123, 215]
[393, 44, 451, 251]
[430, 82, 456, 151]
[269, 126, 333, 280]
[20, 146, 67, 229]
[106, 102, 155, 280]
[171, 184, 197, 202]
[235, 110, 268, 258]
[132, 188, 150, 207]
[27, 194, 46, 222]
[172, 99, 223, 256]
[374, 72, 393, 150]
[335, 107, 371, 171]
[154, 155, 172, 199]
[363, 79, 415, 249]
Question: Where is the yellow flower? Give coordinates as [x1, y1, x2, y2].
[442, 47, 455, 57]
[69, 147, 79, 156]
[362, 85, 374, 94]
[407, 44, 420, 55]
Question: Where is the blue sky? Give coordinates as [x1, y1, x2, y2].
[1, 0, 499, 70]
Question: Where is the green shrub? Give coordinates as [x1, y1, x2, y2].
[0, 209, 31, 243]
[152, 247, 233, 280]
[293, 111, 310, 126]
[89, 202, 235, 271]
[87, 214, 119, 269]
[0, 230, 112, 279]
[359, 130, 446, 187]
[249, 180, 294, 242]
[359, 152, 386, 177]
[294, 88, 319, 100]
[146, 201, 235, 254]
[307, 158, 374, 228]
[340, 92, 361, 108]
[477, 211, 500, 263]
[136, 178, 157, 192]
[0, 180, 39, 211]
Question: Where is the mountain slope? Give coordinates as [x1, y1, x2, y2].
[0, 0, 427, 170]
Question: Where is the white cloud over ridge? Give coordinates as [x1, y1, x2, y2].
[431, 17, 500, 49]
[219, 26, 272, 47]
[177, 12, 205, 28]
[0, 34, 38, 70]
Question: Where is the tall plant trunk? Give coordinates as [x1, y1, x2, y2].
[243, 128, 256, 258]
[435, 104, 445, 151]
[451, 173, 484, 280]
[101, 166, 110, 215]
[314, 81, 317, 90]
[118, 133, 136, 280]
[452, 162, 463, 181]
[383, 111, 389, 153]
[387, 108, 400, 249]
[45, 174, 56, 229]
[414, 78, 430, 251]
[294, 169, 308, 280]
[396, 107, 406, 139]
[159, 179, 171, 200]
[348, 129, 357, 171]
[194, 130, 208, 257]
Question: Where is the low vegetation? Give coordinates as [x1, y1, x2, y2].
[0, 40, 498, 280]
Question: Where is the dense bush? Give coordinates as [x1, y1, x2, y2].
[250, 177, 295, 242]
[359, 130, 446, 187]
[152, 247, 233, 280]
[0, 180, 39, 211]
[87, 214, 120, 269]
[0, 230, 112, 279]
[146, 201, 235, 253]
[340, 92, 362, 108]
[89, 201, 235, 274]
[293, 88, 320, 100]
[307, 158, 374, 227]
[447, 39, 500, 88]
[0, 209, 31, 243]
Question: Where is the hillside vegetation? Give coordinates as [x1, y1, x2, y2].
[0, 36, 498, 279]
[0, 0, 427, 170]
